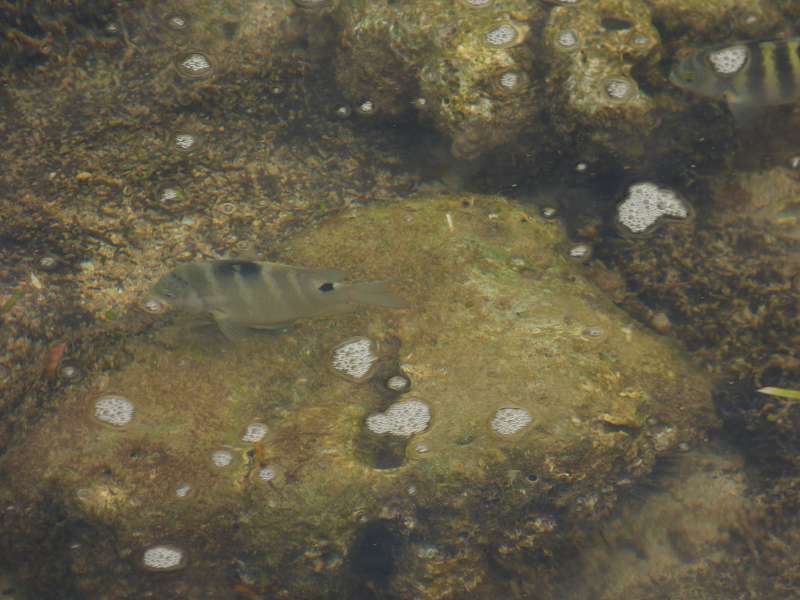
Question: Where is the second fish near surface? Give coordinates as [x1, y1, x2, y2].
[670, 37, 800, 125]
[151, 260, 408, 340]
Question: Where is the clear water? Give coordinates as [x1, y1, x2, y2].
[1, 2, 799, 599]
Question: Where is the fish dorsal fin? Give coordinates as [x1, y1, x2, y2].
[262, 261, 346, 282]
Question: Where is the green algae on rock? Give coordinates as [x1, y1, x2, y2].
[0, 194, 715, 599]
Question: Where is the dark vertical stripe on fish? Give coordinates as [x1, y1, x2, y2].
[746, 43, 766, 104]
[234, 268, 255, 321]
[186, 264, 211, 297]
[786, 40, 800, 101]
[287, 268, 312, 313]
[761, 43, 781, 103]
[193, 264, 218, 310]
[773, 42, 795, 101]
[268, 267, 300, 315]
[214, 260, 261, 279]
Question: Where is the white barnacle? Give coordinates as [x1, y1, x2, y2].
[356, 100, 375, 115]
[142, 544, 186, 571]
[242, 423, 268, 443]
[708, 45, 749, 75]
[366, 399, 431, 437]
[330, 337, 379, 383]
[499, 71, 520, 90]
[568, 242, 592, 261]
[174, 133, 196, 151]
[386, 374, 411, 393]
[556, 29, 578, 51]
[141, 296, 168, 314]
[160, 187, 178, 202]
[491, 407, 532, 436]
[176, 52, 213, 79]
[258, 466, 276, 482]
[485, 24, 518, 48]
[211, 449, 233, 468]
[93, 394, 135, 428]
[616, 182, 690, 236]
[604, 77, 636, 101]
[167, 14, 188, 31]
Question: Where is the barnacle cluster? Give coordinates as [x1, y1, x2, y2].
[366, 399, 431, 437]
[708, 45, 749, 74]
[615, 182, 692, 236]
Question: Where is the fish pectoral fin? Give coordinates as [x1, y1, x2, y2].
[723, 94, 763, 128]
[251, 322, 295, 333]
[213, 316, 251, 341]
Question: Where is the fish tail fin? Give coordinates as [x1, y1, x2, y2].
[343, 280, 408, 309]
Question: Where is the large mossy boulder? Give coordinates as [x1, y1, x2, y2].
[0, 194, 715, 599]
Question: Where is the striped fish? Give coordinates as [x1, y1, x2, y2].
[669, 37, 800, 125]
[151, 260, 407, 340]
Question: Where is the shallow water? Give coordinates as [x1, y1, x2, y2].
[1, 1, 800, 599]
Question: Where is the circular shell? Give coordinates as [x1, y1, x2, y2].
[141, 544, 187, 572]
[241, 422, 268, 443]
[166, 13, 189, 31]
[603, 77, 638, 102]
[706, 45, 749, 76]
[495, 70, 528, 95]
[149, 182, 188, 213]
[541, 206, 558, 219]
[329, 337, 380, 383]
[211, 449, 234, 468]
[170, 130, 203, 154]
[490, 407, 533, 437]
[484, 22, 526, 49]
[92, 394, 135, 428]
[567, 242, 592, 262]
[174, 51, 213, 80]
[38, 256, 58, 271]
[356, 100, 376, 116]
[140, 296, 169, 315]
[334, 105, 352, 119]
[59, 363, 82, 381]
[258, 466, 276, 481]
[554, 29, 579, 52]
[385, 373, 412, 393]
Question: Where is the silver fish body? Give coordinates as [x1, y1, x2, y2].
[151, 260, 406, 339]
[670, 38, 800, 123]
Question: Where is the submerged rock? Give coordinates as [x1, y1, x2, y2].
[0, 194, 715, 598]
